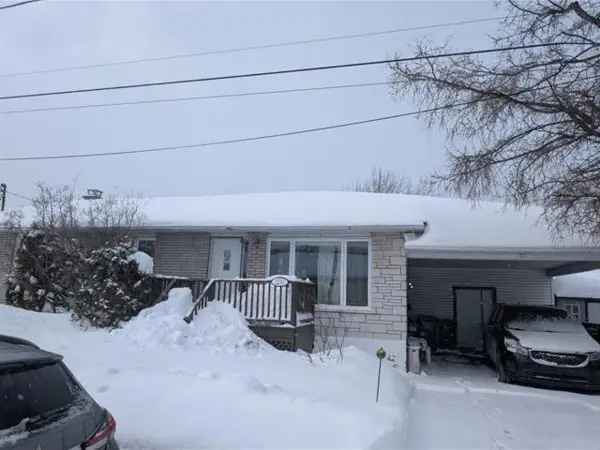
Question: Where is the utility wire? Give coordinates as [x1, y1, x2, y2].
[0, 101, 476, 162]
[0, 0, 41, 10]
[2, 72, 592, 162]
[0, 16, 503, 78]
[0, 42, 573, 102]
[0, 80, 392, 115]
[6, 190, 33, 201]
[2, 64, 595, 116]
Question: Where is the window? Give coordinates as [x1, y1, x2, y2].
[0, 363, 77, 431]
[346, 241, 369, 306]
[223, 249, 231, 271]
[295, 242, 341, 305]
[269, 241, 290, 276]
[136, 239, 155, 259]
[268, 239, 369, 308]
[556, 298, 600, 324]
[588, 303, 600, 324]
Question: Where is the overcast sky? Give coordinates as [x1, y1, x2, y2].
[0, 0, 501, 206]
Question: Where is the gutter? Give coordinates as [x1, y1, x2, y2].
[129, 224, 428, 234]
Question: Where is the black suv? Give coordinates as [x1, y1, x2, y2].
[0, 335, 118, 449]
[486, 304, 600, 391]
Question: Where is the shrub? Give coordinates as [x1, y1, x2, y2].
[72, 240, 153, 328]
[6, 227, 83, 312]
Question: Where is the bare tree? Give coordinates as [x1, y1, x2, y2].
[32, 182, 79, 229]
[1, 209, 23, 230]
[83, 193, 145, 231]
[352, 167, 448, 196]
[352, 167, 417, 193]
[31, 182, 145, 240]
[390, 1, 600, 238]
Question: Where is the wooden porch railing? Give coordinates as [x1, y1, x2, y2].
[183, 276, 315, 326]
[148, 274, 207, 305]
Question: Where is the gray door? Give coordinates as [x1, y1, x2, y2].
[455, 288, 495, 352]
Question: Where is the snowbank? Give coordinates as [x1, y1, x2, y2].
[128, 251, 153, 274]
[0, 304, 405, 450]
[118, 288, 265, 352]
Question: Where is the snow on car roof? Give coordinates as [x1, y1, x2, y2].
[553, 270, 600, 299]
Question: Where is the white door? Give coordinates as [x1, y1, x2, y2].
[210, 238, 242, 279]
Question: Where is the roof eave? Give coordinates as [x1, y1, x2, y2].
[133, 224, 427, 234]
[406, 245, 600, 261]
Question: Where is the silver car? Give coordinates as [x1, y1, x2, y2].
[0, 335, 119, 450]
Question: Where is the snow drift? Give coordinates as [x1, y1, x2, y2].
[117, 288, 267, 352]
[0, 303, 404, 450]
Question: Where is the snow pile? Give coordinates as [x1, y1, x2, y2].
[118, 288, 266, 352]
[0, 304, 404, 450]
[128, 251, 153, 274]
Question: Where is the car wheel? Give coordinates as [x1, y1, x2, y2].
[497, 354, 512, 384]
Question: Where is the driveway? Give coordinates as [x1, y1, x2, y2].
[404, 355, 600, 450]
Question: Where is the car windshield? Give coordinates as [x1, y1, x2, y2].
[0, 362, 77, 431]
[504, 308, 581, 333]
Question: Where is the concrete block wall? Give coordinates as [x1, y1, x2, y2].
[0, 231, 19, 303]
[246, 232, 267, 278]
[314, 232, 408, 368]
[154, 232, 210, 278]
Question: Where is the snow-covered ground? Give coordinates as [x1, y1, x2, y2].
[405, 356, 600, 450]
[0, 291, 406, 450]
[4, 293, 600, 450]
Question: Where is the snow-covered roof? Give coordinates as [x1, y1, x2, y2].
[553, 270, 600, 299]
[138, 191, 588, 249]
[3, 191, 593, 250]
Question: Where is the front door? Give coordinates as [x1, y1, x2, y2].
[454, 287, 495, 352]
[210, 238, 242, 279]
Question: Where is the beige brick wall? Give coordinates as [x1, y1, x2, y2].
[245, 233, 267, 278]
[0, 231, 19, 302]
[154, 232, 210, 278]
[314, 232, 407, 367]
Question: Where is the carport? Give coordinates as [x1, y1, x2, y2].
[405, 246, 600, 354]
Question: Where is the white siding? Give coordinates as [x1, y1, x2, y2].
[408, 265, 553, 319]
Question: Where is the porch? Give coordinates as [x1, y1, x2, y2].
[182, 276, 316, 351]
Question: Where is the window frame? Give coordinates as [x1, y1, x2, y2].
[556, 297, 600, 324]
[266, 237, 371, 310]
[135, 237, 156, 256]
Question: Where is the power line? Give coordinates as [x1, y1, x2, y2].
[6, 190, 33, 201]
[0, 0, 41, 10]
[0, 16, 504, 78]
[0, 42, 573, 102]
[0, 101, 476, 162]
[2, 71, 589, 162]
[0, 80, 392, 115]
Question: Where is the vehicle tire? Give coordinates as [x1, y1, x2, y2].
[497, 355, 512, 384]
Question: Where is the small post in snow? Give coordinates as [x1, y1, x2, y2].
[375, 347, 386, 403]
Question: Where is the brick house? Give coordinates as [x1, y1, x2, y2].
[3, 191, 600, 370]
